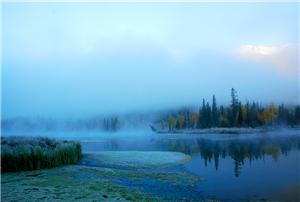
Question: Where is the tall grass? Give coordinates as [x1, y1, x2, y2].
[1, 136, 82, 172]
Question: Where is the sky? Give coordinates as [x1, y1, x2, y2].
[1, 2, 299, 118]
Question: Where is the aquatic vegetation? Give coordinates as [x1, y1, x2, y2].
[1, 166, 154, 201]
[83, 151, 191, 169]
[1, 136, 82, 172]
[1, 165, 201, 201]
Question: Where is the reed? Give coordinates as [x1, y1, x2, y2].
[1, 136, 82, 172]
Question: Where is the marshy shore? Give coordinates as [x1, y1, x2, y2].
[1, 136, 201, 201]
[1, 136, 82, 172]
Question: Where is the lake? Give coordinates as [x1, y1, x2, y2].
[3, 129, 300, 201]
[76, 130, 300, 201]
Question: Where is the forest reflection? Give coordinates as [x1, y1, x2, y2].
[89, 135, 300, 177]
[162, 136, 300, 177]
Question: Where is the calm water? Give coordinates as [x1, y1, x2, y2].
[3, 129, 300, 201]
[79, 130, 300, 201]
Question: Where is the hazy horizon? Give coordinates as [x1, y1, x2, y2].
[2, 2, 299, 119]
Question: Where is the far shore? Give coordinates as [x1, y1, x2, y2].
[150, 126, 300, 135]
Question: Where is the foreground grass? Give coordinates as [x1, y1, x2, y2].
[1, 165, 202, 201]
[1, 166, 153, 201]
[1, 136, 82, 172]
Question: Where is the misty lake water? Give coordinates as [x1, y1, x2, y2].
[4, 130, 300, 201]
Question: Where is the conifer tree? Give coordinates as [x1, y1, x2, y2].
[230, 88, 239, 126]
[200, 99, 207, 128]
[237, 102, 244, 126]
[212, 95, 218, 127]
[206, 102, 212, 128]
[295, 106, 300, 125]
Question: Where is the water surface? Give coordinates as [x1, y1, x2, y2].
[79, 130, 300, 201]
[3, 130, 300, 201]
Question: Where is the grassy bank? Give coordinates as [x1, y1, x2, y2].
[1, 136, 82, 172]
[2, 165, 202, 201]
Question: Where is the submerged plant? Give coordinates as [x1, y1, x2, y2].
[1, 136, 82, 172]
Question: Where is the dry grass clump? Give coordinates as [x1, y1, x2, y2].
[1, 136, 82, 172]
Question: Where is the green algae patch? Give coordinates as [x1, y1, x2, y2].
[84, 151, 191, 169]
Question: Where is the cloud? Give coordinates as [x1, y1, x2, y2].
[236, 44, 299, 74]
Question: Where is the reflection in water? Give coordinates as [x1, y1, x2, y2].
[81, 134, 300, 178]
[80, 133, 300, 200]
[162, 136, 300, 177]
[109, 140, 120, 150]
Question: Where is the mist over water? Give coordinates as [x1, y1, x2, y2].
[2, 3, 299, 120]
[1, 3, 300, 202]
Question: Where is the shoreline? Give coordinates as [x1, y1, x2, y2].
[151, 127, 300, 135]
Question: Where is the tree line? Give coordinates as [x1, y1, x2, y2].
[157, 88, 300, 131]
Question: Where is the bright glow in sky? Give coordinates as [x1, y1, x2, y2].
[2, 2, 299, 118]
